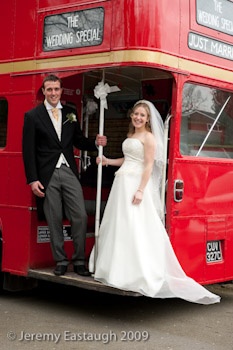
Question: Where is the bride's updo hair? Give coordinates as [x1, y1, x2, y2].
[127, 101, 152, 137]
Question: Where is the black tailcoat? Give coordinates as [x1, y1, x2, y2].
[22, 103, 96, 219]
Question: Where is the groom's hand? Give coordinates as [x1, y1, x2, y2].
[96, 134, 107, 147]
[31, 181, 45, 198]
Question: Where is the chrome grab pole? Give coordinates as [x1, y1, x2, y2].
[160, 113, 172, 223]
[93, 72, 120, 272]
[94, 70, 105, 271]
[83, 100, 98, 171]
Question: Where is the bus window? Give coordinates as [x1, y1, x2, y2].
[0, 98, 8, 148]
[180, 83, 233, 159]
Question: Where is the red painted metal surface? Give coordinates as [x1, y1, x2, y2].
[0, 0, 233, 285]
[0, 0, 232, 72]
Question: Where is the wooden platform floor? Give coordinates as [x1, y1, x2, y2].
[28, 267, 141, 297]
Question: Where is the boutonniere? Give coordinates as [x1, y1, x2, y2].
[63, 113, 77, 125]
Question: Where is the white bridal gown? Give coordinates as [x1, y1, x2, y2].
[89, 138, 220, 304]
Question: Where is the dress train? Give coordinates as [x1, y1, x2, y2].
[89, 138, 220, 304]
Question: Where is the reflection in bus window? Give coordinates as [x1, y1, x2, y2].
[180, 83, 233, 159]
[0, 98, 8, 148]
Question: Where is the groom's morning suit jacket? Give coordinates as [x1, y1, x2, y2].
[22, 103, 96, 219]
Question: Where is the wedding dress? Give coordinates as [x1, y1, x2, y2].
[89, 138, 220, 304]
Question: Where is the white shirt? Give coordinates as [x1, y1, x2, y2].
[45, 100, 70, 168]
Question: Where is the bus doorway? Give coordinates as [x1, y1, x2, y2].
[28, 66, 174, 294]
[79, 66, 173, 243]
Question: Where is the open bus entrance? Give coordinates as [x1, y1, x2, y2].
[80, 67, 172, 237]
[27, 66, 173, 294]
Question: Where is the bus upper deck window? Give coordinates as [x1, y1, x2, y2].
[0, 98, 8, 148]
[180, 83, 233, 159]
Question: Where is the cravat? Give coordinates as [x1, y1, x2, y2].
[51, 108, 59, 121]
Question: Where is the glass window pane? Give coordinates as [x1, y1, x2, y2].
[0, 99, 8, 148]
[180, 83, 233, 159]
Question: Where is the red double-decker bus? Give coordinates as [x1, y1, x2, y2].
[0, 0, 233, 293]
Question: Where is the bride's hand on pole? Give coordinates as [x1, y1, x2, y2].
[96, 155, 108, 166]
[132, 190, 143, 205]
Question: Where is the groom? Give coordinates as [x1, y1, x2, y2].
[22, 74, 106, 276]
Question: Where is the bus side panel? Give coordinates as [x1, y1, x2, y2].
[0, 156, 9, 206]
[170, 217, 205, 282]
[0, 80, 37, 275]
[111, 0, 180, 53]
[13, 0, 38, 60]
[8, 155, 32, 208]
[0, 76, 11, 95]
[226, 217, 233, 280]
[170, 160, 233, 283]
[1, 208, 31, 275]
[0, 0, 14, 61]
[7, 91, 35, 206]
[204, 219, 225, 283]
[173, 160, 233, 217]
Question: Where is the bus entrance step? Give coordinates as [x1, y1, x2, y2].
[28, 268, 141, 297]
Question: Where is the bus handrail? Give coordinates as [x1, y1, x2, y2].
[161, 113, 173, 223]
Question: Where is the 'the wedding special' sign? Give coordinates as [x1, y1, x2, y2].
[43, 7, 104, 51]
[188, 0, 233, 61]
[196, 0, 233, 36]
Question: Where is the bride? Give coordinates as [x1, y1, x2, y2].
[89, 100, 220, 304]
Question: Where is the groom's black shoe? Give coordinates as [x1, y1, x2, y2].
[74, 265, 91, 276]
[53, 265, 67, 276]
